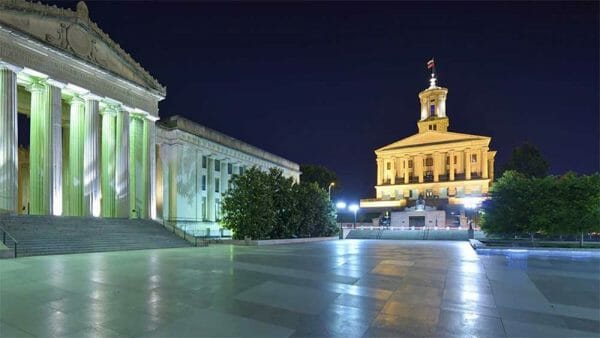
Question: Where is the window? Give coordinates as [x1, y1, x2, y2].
[454, 156, 457, 165]
[214, 160, 221, 172]
[425, 189, 433, 198]
[202, 156, 207, 169]
[408, 160, 413, 168]
[433, 125, 437, 130]
[215, 178, 220, 193]
[428, 125, 433, 130]
[425, 158, 433, 166]
[201, 197, 207, 220]
[446, 156, 449, 165]
[201, 175, 206, 191]
[471, 154, 477, 163]
[430, 104, 435, 117]
[386, 162, 391, 170]
[227, 163, 233, 174]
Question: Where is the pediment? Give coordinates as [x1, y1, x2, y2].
[0, 0, 165, 96]
[376, 131, 490, 153]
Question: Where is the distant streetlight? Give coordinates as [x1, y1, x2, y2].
[335, 201, 346, 239]
[328, 182, 335, 200]
[349, 204, 359, 228]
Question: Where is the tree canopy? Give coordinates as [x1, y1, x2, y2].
[300, 164, 338, 191]
[481, 170, 600, 245]
[501, 142, 549, 178]
[222, 167, 337, 240]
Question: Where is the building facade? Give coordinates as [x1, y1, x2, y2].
[360, 74, 496, 224]
[0, 0, 164, 218]
[156, 116, 300, 233]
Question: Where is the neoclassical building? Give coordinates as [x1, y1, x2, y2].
[0, 1, 300, 227]
[0, 0, 164, 218]
[156, 116, 300, 233]
[360, 74, 496, 216]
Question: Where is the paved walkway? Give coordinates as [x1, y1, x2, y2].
[0, 240, 598, 337]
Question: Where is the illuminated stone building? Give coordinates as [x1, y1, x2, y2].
[360, 73, 496, 226]
[156, 116, 300, 233]
[0, 1, 300, 229]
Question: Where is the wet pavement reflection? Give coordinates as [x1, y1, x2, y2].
[1, 240, 598, 337]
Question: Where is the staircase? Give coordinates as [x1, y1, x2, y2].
[0, 215, 191, 257]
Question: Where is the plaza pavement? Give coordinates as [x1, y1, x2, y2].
[0, 240, 598, 337]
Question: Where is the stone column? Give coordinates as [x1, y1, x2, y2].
[47, 80, 65, 216]
[28, 79, 52, 215]
[390, 159, 396, 185]
[115, 109, 129, 218]
[482, 147, 489, 179]
[415, 155, 424, 183]
[68, 95, 85, 216]
[433, 152, 440, 182]
[465, 149, 471, 180]
[220, 160, 228, 194]
[100, 105, 117, 217]
[376, 158, 383, 185]
[403, 157, 409, 184]
[129, 114, 144, 218]
[83, 96, 101, 217]
[0, 63, 20, 213]
[449, 151, 455, 181]
[207, 157, 215, 221]
[147, 117, 157, 219]
[489, 157, 495, 182]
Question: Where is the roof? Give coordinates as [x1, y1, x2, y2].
[158, 115, 300, 172]
[376, 131, 491, 153]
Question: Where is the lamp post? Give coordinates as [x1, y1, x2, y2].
[336, 201, 346, 239]
[328, 182, 335, 200]
[349, 204, 359, 229]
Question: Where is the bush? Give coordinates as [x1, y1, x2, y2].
[221, 167, 337, 240]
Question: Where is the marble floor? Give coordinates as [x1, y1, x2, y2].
[0, 240, 598, 338]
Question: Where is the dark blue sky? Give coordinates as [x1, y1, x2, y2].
[55, 1, 599, 201]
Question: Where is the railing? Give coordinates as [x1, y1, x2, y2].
[161, 219, 232, 246]
[0, 225, 18, 258]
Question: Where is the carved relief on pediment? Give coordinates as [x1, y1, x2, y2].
[0, 1, 165, 96]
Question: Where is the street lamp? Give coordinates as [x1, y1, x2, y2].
[335, 201, 346, 239]
[349, 204, 359, 229]
[328, 182, 335, 200]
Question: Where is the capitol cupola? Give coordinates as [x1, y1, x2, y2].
[417, 59, 449, 133]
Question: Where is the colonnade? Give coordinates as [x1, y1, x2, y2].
[377, 147, 494, 186]
[0, 62, 156, 218]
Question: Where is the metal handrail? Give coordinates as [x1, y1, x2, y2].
[0, 225, 18, 258]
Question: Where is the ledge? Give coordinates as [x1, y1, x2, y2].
[223, 236, 338, 246]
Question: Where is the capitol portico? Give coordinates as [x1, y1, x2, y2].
[0, 1, 164, 218]
[360, 72, 496, 227]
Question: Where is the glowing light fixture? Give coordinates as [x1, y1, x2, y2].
[336, 201, 346, 210]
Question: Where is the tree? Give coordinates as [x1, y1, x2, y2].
[481, 171, 532, 236]
[221, 167, 276, 240]
[222, 167, 338, 240]
[299, 164, 338, 191]
[501, 142, 549, 178]
[554, 173, 600, 247]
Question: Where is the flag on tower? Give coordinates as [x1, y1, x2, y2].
[427, 58, 435, 69]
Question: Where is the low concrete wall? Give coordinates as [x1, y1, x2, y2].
[225, 236, 338, 246]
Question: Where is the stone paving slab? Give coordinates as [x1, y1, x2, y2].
[0, 240, 599, 337]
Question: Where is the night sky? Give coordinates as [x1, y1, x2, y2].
[49, 1, 599, 201]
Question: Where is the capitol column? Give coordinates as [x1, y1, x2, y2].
[415, 155, 424, 183]
[68, 95, 85, 216]
[144, 115, 158, 219]
[83, 95, 101, 217]
[0, 63, 21, 213]
[376, 158, 383, 185]
[449, 151, 455, 181]
[403, 157, 409, 184]
[390, 159, 396, 185]
[100, 104, 117, 217]
[47, 80, 65, 216]
[433, 152, 440, 182]
[481, 147, 489, 179]
[465, 149, 471, 180]
[115, 108, 129, 218]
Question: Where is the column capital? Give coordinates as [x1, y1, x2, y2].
[47, 79, 67, 89]
[83, 93, 103, 101]
[26, 78, 46, 92]
[67, 94, 85, 105]
[100, 103, 120, 116]
[0, 61, 23, 73]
